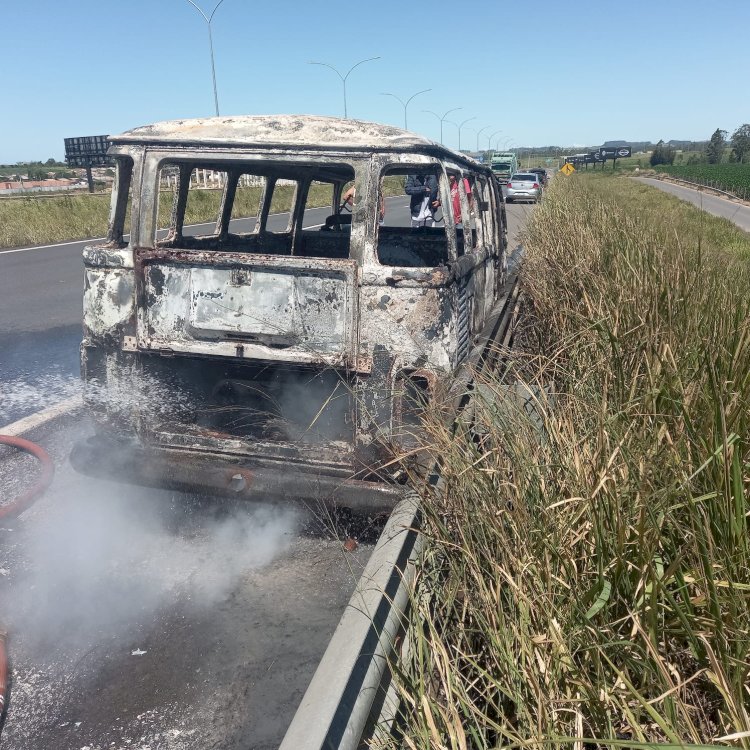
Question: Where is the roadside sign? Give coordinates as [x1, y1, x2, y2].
[64, 135, 112, 167]
[599, 146, 632, 159]
[560, 162, 575, 176]
[64, 134, 113, 193]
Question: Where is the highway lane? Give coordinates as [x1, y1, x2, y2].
[634, 177, 750, 233]
[0, 197, 528, 424]
[0, 418, 379, 750]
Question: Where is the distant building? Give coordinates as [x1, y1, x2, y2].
[0, 177, 85, 194]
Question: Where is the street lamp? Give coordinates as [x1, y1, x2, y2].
[476, 125, 490, 154]
[309, 56, 381, 119]
[423, 107, 462, 145]
[489, 129, 503, 153]
[381, 89, 431, 130]
[184, 0, 227, 116]
[451, 116, 476, 152]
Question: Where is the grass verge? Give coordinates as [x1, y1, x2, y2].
[381, 174, 750, 749]
[0, 176, 408, 249]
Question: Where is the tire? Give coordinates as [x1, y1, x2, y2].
[506, 197, 513, 203]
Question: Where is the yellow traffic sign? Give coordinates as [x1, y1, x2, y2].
[560, 162, 575, 176]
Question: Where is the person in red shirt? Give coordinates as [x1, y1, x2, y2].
[449, 174, 473, 225]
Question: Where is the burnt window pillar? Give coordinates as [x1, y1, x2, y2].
[107, 157, 133, 246]
[216, 169, 240, 239]
[166, 164, 192, 244]
[257, 177, 276, 233]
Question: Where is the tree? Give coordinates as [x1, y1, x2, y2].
[730, 124, 750, 164]
[705, 128, 727, 164]
[650, 140, 676, 166]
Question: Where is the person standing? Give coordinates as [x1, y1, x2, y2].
[405, 173, 439, 227]
[449, 173, 472, 225]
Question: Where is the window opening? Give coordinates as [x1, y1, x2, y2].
[155, 165, 229, 246]
[377, 166, 450, 267]
[302, 180, 335, 229]
[266, 178, 298, 234]
[154, 162, 355, 258]
[229, 172, 266, 234]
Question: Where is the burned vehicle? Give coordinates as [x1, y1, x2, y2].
[72, 115, 508, 509]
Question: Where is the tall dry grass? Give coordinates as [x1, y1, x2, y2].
[380, 175, 750, 749]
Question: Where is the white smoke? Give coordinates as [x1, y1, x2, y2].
[6, 477, 298, 648]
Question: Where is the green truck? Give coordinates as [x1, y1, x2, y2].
[490, 152, 518, 185]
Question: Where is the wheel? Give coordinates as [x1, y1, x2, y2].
[506, 197, 513, 203]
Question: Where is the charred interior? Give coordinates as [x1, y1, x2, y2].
[143, 356, 355, 445]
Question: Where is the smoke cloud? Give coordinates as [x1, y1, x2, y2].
[5, 475, 299, 650]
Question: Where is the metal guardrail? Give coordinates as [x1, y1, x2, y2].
[280, 265, 522, 749]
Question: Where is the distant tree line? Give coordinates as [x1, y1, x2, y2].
[0, 158, 74, 181]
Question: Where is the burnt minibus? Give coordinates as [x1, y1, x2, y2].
[72, 115, 508, 509]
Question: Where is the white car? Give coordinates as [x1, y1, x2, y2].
[505, 172, 543, 203]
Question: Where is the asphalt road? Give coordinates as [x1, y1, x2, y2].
[0, 198, 529, 424]
[0, 418, 383, 750]
[0, 199, 533, 749]
[634, 177, 750, 232]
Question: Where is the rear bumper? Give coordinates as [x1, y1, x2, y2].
[506, 189, 540, 201]
[70, 436, 405, 515]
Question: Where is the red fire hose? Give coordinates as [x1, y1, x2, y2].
[0, 435, 55, 729]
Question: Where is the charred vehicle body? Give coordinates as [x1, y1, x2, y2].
[72, 115, 508, 509]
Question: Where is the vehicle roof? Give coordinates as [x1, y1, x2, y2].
[109, 114, 479, 164]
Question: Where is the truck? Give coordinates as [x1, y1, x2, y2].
[490, 152, 518, 185]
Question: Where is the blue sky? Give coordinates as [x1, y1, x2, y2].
[2, 0, 748, 163]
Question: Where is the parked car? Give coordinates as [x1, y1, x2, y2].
[505, 172, 543, 203]
[71, 114, 509, 509]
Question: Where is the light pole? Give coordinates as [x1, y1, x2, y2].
[309, 56, 380, 119]
[451, 116, 476, 152]
[423, 107, 462, 145]
[381, 89, 431, 130]
[476, 125, 490, 154]
[185, 0, 226, 116]
[489, 129, 503, 153]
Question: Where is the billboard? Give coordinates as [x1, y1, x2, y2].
[599, 146, 632, 159]
[64, 135, 113, 167]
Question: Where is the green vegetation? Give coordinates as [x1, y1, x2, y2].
[0, 192, 111, 247]
[654, 163, 750, 199]
[650, 140, 676, 166]
[731, 125, 750, 163]
[384, 174, 750, 749]
[707, 129, 728, 165]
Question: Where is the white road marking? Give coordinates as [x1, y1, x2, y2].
[0, 395, 82, 436]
